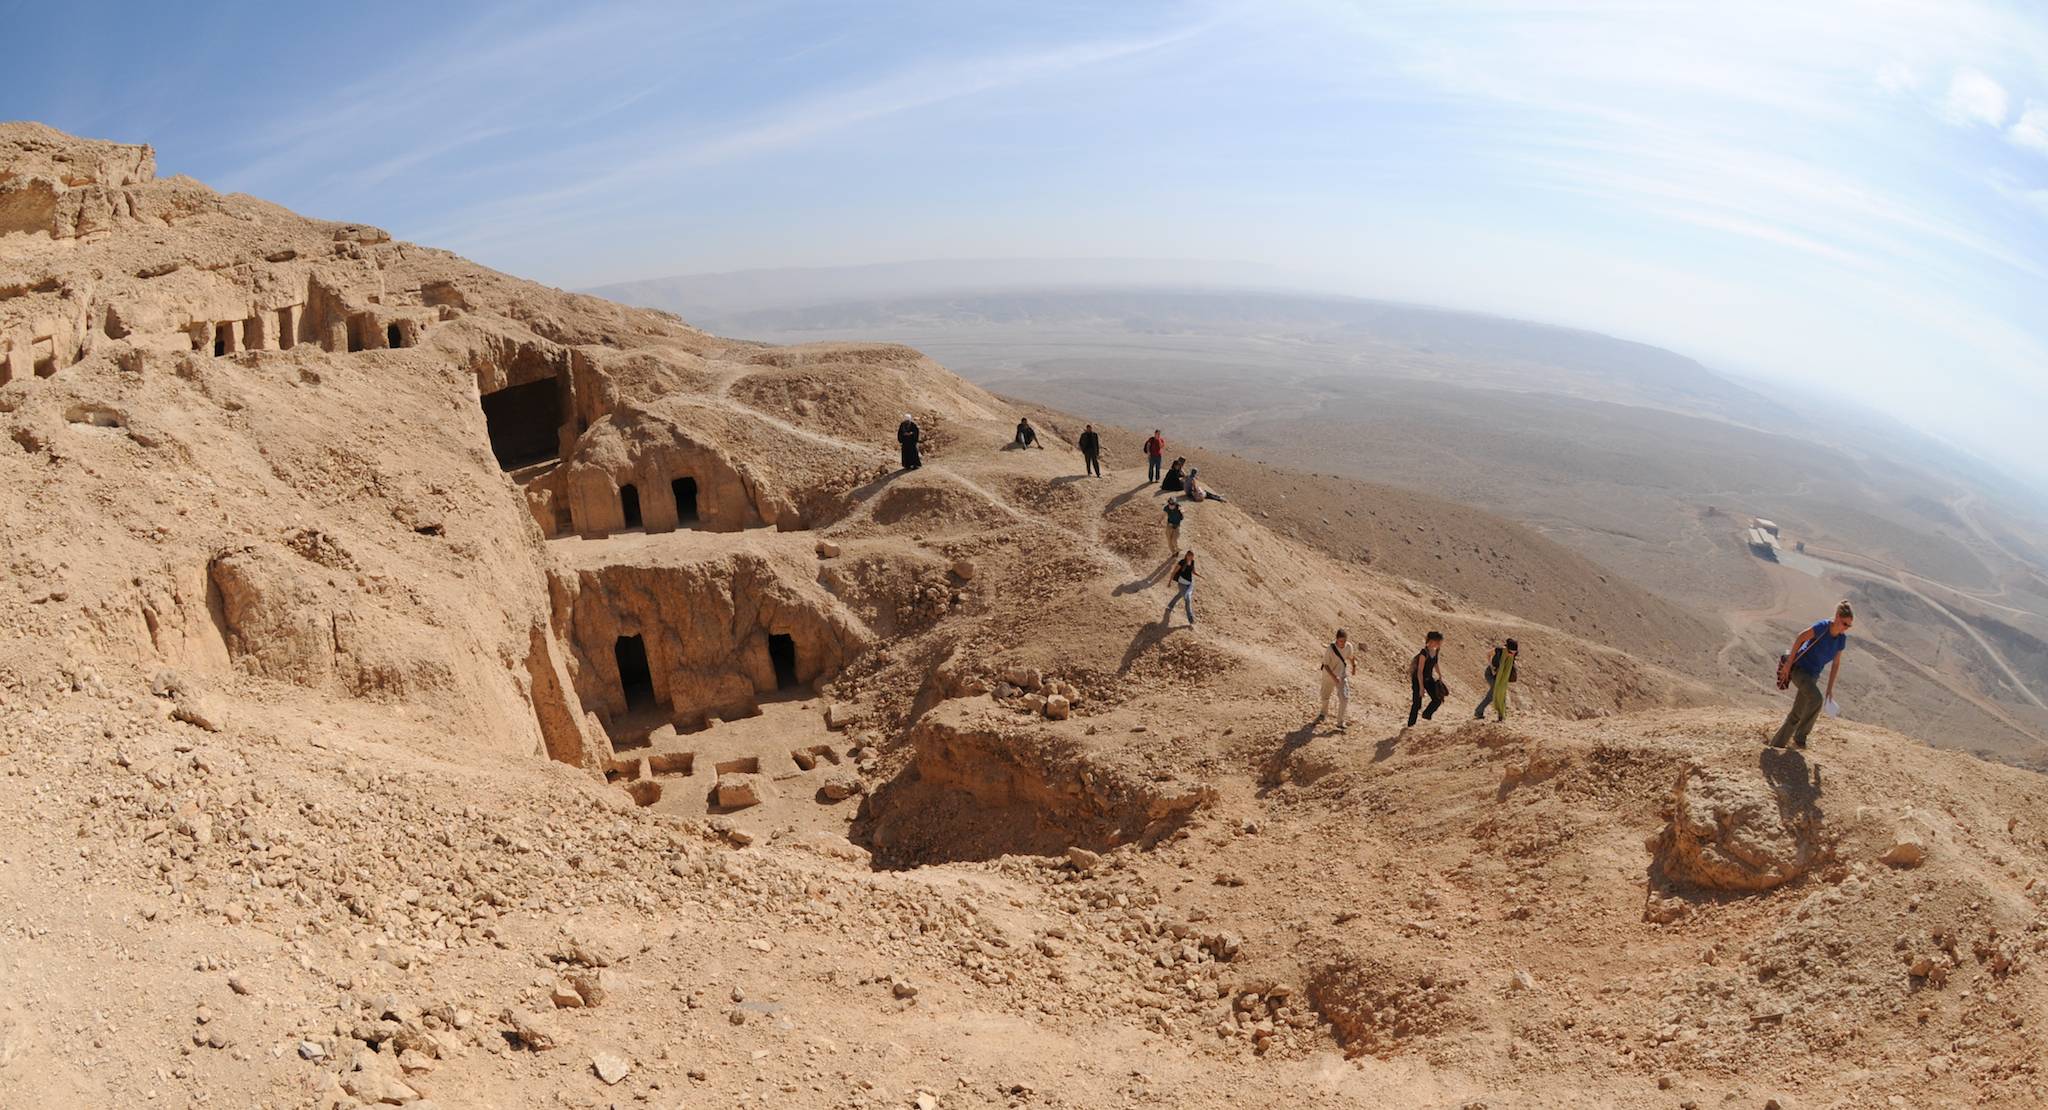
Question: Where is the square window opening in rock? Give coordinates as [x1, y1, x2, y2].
[479, 378, 563, 470]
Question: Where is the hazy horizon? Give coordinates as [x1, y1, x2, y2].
[11, 0, 2048, 480]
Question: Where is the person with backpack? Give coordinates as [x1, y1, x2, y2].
[1408, 631, 1447, 726]
[1163, 497, 1184, 556]
[1142, 430, 1166, 482]
[1078, 424, 1103, 477]
[897, 414, 922, 470]
[1014, 417, 1044, 449]
[1771, 601, 1854, 749]
[1163, 551, 1196, 627]
[1317, 628, 1357, 730]
[1473, 638, 1518, 721]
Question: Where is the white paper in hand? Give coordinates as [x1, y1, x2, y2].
[1823, 698, 1841, 718]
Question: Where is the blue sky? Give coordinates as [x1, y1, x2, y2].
[10, 0, 2048, 482]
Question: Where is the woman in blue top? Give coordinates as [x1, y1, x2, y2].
[1770, 600, 1853, 749]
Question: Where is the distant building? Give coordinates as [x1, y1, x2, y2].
[1754, 518, 1779, 537]
[1747, 527, 1780, 561]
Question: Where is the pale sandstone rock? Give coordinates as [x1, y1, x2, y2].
[591, 1049, 631, 1085]
[717, 773, 766, 809]
[1647, 765, 1827, 893]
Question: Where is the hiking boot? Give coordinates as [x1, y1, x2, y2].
[1793, 736, 1807, 750]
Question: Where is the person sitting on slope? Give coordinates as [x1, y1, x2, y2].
[1184, 467, 1227, 502]
[1014, 417, 1044, 449]
[1159, 457, 1187, 492]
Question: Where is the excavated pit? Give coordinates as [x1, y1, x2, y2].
[854, 707, 1214, 869]
[551, 549, 867, 749]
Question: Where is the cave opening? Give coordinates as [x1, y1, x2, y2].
[276, 308, 296, 350]
[345, 314, 368, 353]
[671, 476, 699, 525]
[213, 322, 232, 357]
[768, 633, 799, 691]
[478, 378, 562, 471]
[614, 634, 655, 713]
[621, 484, 642, 529]
[387, 323, 403, 349]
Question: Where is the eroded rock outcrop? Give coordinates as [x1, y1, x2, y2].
[1647, 760, 1831, 894]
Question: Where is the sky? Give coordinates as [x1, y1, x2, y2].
[8, 0, 2048, 483]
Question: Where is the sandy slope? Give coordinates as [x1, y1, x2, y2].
[2, 124, 2046, 1109]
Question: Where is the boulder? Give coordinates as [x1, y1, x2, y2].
[716, 773, 765, 809]
[1044, 694, 1071, 720]
[950, 558, 976, 581]
[820, 772, 863, 801]
[591, 1050, 631, 1086]
[815, 540, 842, 559]
[502, 1008, 559, 1052]
[1879, 835, 1926, 868]
[1647, 764, 1827, 893]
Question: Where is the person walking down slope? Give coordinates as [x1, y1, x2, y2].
[1163, 497, 1184, 557]
[1160, 457, 1187, 493]
[1142, 430, 1167, 483]
[1079, 424, 1103, 478]
[1408, 631, 1447, 727]
[1472, 639, 1518, 721]
[1014, 417, 1044, 449]
[1771, 601, 1854, 750]
[1163, 551, 1196, 627]
[1317, 628, 1358, 730]
[897, 414, 922, 470]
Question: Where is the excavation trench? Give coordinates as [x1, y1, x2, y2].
[853, 709, 1213, 869]
[551, 553, 867, 749]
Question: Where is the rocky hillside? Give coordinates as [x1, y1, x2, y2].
[2, 124, 2044, 1109]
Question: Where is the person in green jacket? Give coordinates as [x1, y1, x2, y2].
[1472, 638, 1518, 721]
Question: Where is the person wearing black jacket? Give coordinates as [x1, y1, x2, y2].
[1078, 424, 1102, 477]
[1408, 631, 1447, 726]
[1014, 417, 1043, 449]
[897, 414, 922, 470]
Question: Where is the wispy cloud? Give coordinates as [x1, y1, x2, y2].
[1942, 68, 2011, 127]
[2012, 104, 2048, 153]
[417, 17, 1216, 247]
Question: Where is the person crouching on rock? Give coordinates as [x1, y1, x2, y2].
[897, 413, 922, 470]
[1163, 551, 1196, 627]
[1473, 638, 1517, 721]
[1014, 417, 1043, 449]
[1409, 631, 1446, 727]
[1771, 600, 1853, 750]
[1318, 628, 1357, 731]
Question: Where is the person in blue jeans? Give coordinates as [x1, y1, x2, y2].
[1163, 551, 1196, 626]
[1143, 431, 1166, 482]
[1771, 600, 1853, 749]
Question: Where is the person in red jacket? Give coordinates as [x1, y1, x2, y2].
[1142, 430, 1166, 483]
